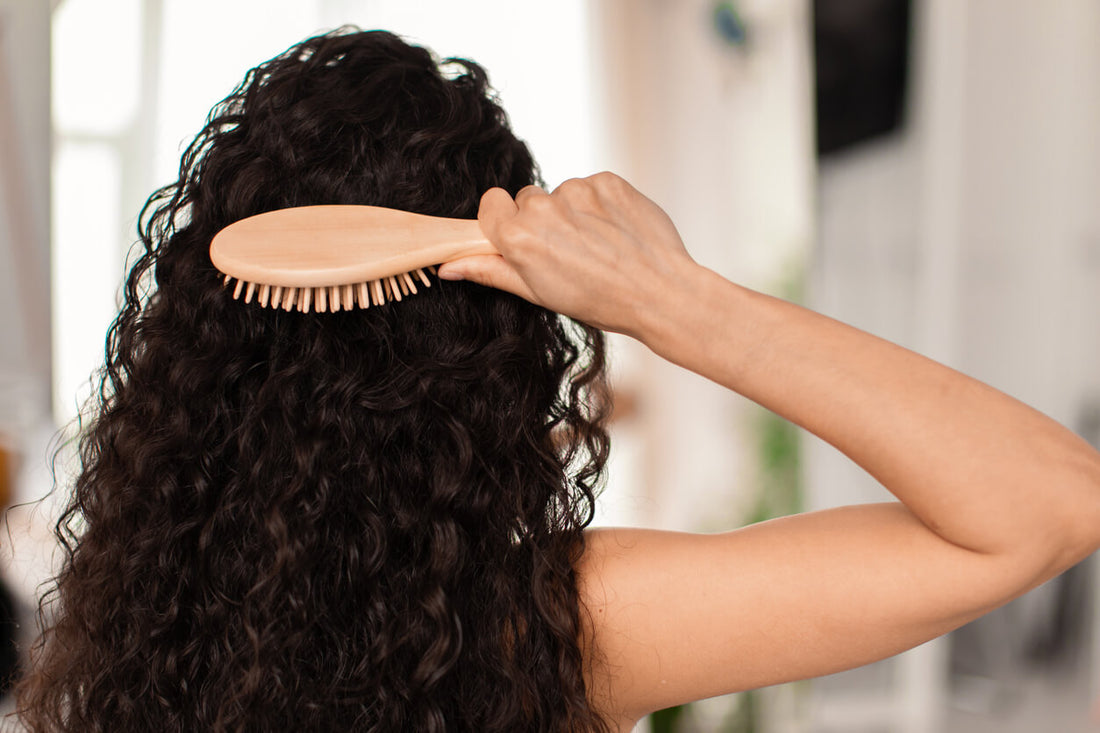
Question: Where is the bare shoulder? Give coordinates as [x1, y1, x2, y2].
[576, 526, 736, 728]
[575, 527, 678, 731]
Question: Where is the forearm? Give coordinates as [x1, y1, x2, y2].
[643, 261, 1100, 568]
[458, 175, 1100, 571]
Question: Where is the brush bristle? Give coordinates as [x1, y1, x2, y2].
[221, 268, 435, 312]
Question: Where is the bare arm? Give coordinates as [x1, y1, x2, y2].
[438, 173, 1100, 727]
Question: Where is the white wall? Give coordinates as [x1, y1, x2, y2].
[810, 0, 1100, 515]
[0, 0, 51, 434]
[0, 0, 55, 665]
[589, 0, 815, 532]
[808, 1, 1100, 731]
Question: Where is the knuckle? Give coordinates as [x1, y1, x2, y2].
[591, 171, 630, 197]
[515, 184, 546, 203]
[554, 177, 597, 205]
[525, 193, 555, 214]
[555, 176, 588, 194]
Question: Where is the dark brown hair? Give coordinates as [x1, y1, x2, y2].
[17, 27, 612, 732]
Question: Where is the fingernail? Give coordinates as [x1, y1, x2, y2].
[437, 267, 464, 281]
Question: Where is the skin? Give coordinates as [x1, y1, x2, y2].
[437, 172, 1100, 732]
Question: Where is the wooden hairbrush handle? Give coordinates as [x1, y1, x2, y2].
[209, 205, 499, 311]
[211, 204, 497, 288]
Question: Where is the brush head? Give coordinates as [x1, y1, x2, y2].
[209, 204, 494, 312]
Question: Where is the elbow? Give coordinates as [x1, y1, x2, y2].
[1051, 446, 1100, 569]
[1010, 440, 1100, 582]
[1080, 455, 1100, 553]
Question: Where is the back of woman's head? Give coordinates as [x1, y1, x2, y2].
[18, 28, 611, 732]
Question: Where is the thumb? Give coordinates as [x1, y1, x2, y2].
[437, 254, 539, 304]
[476, 186, 520, 244]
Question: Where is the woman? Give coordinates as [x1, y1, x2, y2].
[18, 27, 1100, 733]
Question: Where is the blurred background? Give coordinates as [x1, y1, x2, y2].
[1, 0, 1098, 730]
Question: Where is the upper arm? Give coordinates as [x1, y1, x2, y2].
[576, 503, 1056, 726]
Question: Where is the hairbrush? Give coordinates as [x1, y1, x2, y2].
[209, 204, 498, 312]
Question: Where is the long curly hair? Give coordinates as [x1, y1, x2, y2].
[17, 28, 613, 732]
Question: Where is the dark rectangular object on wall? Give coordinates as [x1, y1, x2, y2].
[814, 0, 912, 156]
